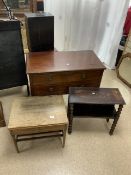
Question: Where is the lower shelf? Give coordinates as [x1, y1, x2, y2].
[72, 104, 116, 118]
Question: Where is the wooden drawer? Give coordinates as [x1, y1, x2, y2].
[29, 70, 103, 86]
[31, 85, 68, 96]
[30, 79, 101, 96]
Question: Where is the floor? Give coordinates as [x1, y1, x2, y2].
[0, 69, 131, 175]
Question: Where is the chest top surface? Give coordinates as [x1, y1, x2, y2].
[69, 87, 126, 105]
[26, 50, 106, 74]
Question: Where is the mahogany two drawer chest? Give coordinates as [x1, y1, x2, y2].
[26, 50, 106, 96]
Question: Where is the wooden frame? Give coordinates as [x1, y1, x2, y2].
[116, 53, 131, 88]
[0, 0, 31, 17]
[0, 0, 44, 17]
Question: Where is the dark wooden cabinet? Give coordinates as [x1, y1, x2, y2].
[0, 20, 28, 90]
[68, 87, 126, 135]
[26, 50, 106, 96]
[25, 12, 54, 52]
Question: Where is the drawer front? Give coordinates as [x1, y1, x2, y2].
[31, 85, 68, 96]
[29, 70, 104, 95]
[30, 80, 102, 96]
[29, 70, 103, 86]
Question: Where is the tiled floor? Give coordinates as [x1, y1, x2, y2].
[0, 69, 131, 175]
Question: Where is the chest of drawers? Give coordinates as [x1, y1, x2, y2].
[26, 51, 106, 96]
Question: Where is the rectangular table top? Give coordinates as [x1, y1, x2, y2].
[69, 87, 126, 105]
[8, 96, 68, 130]
[26, 50, 105, 74]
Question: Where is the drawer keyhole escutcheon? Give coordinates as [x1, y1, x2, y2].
[81, 74, 86, 79]
[48, 75, 53, 81]
[49, 87, 54, 92]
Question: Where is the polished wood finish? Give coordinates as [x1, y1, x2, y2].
[26, 51, 106, 96]
[8, 96, 68, 152]
[0, 102, 6, 127]
[68, 87, 125, 135]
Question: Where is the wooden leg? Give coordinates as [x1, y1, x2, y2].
[27, 84, 30, 96]
[109, 105, 123, 135]
[11, 134, 19, 153]
[62, 125, 67, 148]
[68, 104, 74, 134]
[106, 118, 109, 122]
[0, 102, 6, 127]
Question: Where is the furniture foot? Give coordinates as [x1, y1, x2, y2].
[27, 84, 30, 96]
[11, 134, 19, 153]
[109, 105, 123, 135]
[68, 104, 73, 134]
[106, 118, 109, 122]
[62, 125, 67, 147]
[0, 102, 6, 127]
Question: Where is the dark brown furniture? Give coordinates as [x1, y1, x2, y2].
[26, 50, 106, 96]
[0, 20, 29, 94]
[68, 87, 125, 135]
[0, 102, 6, 127]
[25, 12, 54, 52]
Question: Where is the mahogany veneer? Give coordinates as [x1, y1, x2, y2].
[26, 50, 106, 96]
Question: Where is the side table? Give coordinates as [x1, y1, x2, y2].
[68, 87, 125, 135]
[8, 96, 68, 153]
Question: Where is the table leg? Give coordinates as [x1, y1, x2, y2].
[109, 105, 123, 135]
[27, 84, 30, 96]
[0, 102, 6, 127]
[106, 118, 109, 122]
[68, 104, 74, 134]
[11, 134, 19, 153]
[62, 125, 67, 147]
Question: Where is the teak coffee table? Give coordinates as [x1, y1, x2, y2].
[8, 96, 68, 153]
[68, 87, 125, 135]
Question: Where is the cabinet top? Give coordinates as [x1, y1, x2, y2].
[26, 50, 106, 74]
[24, 12, 53, 18]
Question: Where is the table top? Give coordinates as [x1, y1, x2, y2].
[8, 96, 68, 130]
[26, 50, 106, 74]
[69, 87, 126, 105]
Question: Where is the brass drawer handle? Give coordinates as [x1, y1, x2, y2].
[81, 74, 86, 79]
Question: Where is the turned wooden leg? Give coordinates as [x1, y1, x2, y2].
[62, 125, 67, 148]
[109, 105, 123, 135]
[11, 134, 19, 153]
[68, 103, 74, 134]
